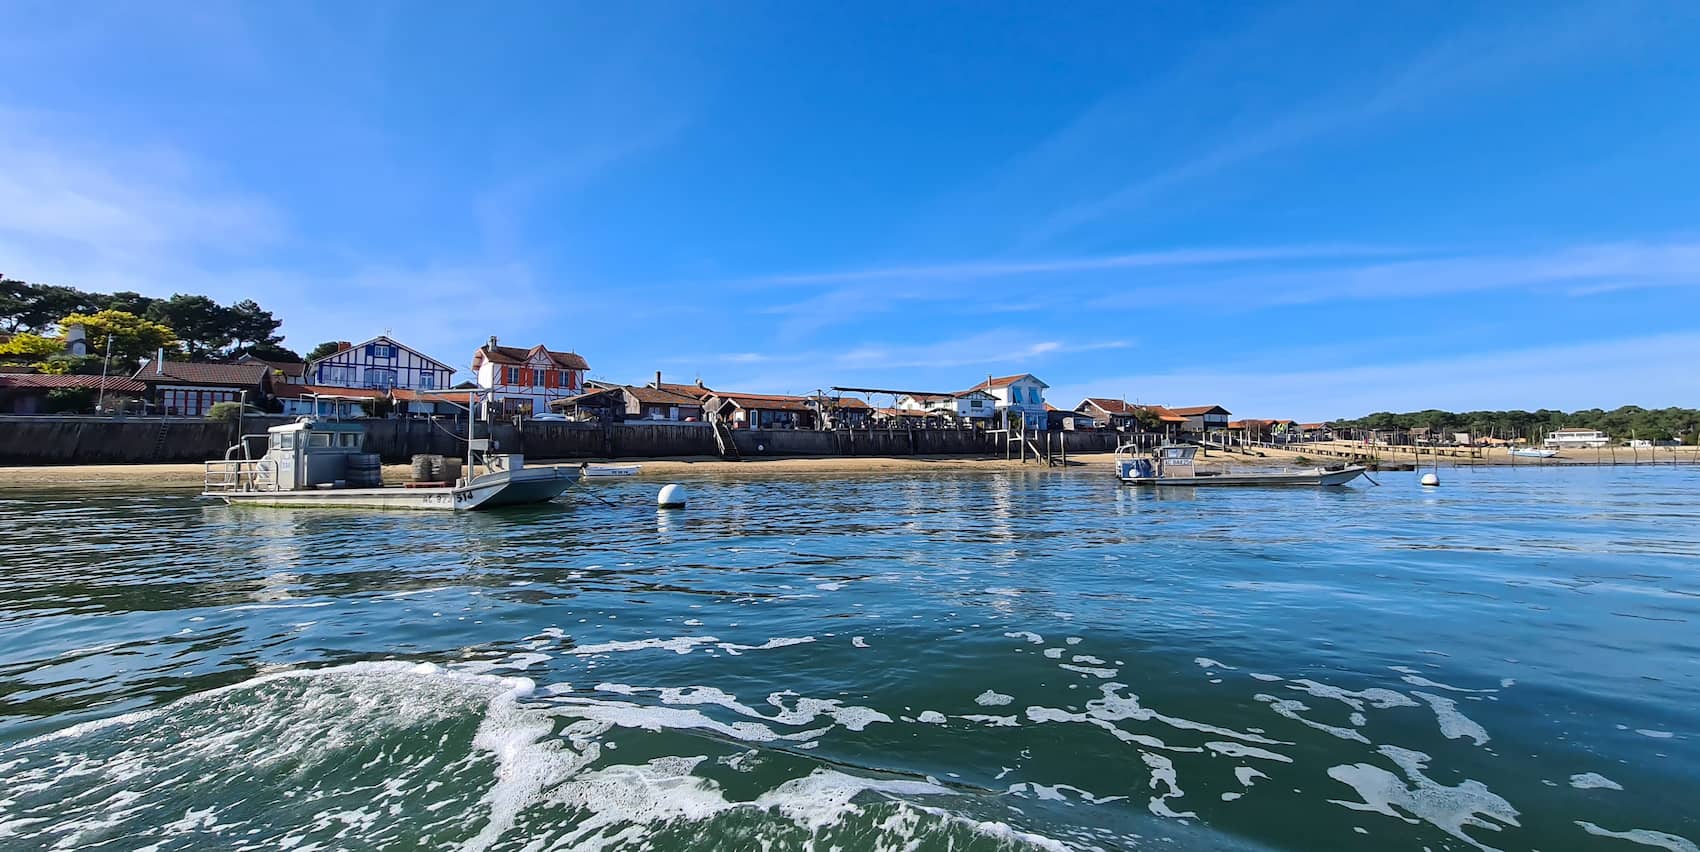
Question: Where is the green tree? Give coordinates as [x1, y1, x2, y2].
[146, 294, 233, 358]
[0, 331, 64, 361]
[226, 298, 285, 356]
[102, 291, 160, 317]
[239, 342, 303, 362]
[0, 280, 102, 333]
[306, 340, 343, 361]
[45, 387, 95, 413]
[58, 310, 179, 368]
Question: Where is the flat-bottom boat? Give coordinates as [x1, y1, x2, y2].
[204, 418, 578, 511]
[1509, 447, 1558, 458]
[1115, 442, 1365, 487]
[581, 463, 642, 477]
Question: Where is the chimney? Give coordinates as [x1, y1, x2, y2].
[337, 341, 351, 352]
[156, 347, 165, 375]
[488, 335, 499, 350]
[65, 324, 88, 357]
[655, 370, 662, 388]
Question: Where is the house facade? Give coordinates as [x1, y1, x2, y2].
[895, 390, 997, 425]
[1169, 405, 1232, 441]
[472, 337, 590, 418]
[708, 392, 816, 430]
[810, 394, 874, 429]
[0, 374, 147, 414]
[967, 374, 1049, 430]
[309, 336, 455, 394]
[133, 358, 272, 416]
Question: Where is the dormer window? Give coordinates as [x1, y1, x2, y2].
[368, 343, 395, 359]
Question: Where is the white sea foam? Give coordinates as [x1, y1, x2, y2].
[916, 711, 947, 724]
[1256, 695, 1370, 744]
[1636, 729, 1675, 739]
[815, 582, 845, 591]
[1194, 657, 1235, 670]
[569, 636, 720, 656]
[1004, 631, 1044, 645]
[1569, 772, 1623, 791]
[975, 690, 1014, 707]
[1285, 679, 1417, 713]
[1058, 664, 1118, 678]
[1141, 753, 1196, 819]
[221, 601, 334, 612]
[1042, 648, 1064, 659]
[852, 636, 869, 648]
[1205, 741, 1293, 763]
[1235, 766, 1268, 787]
[1576, 821, 1698, 851]
[1412, 692, 1489, 746]
[1327, 745, 1519, 851]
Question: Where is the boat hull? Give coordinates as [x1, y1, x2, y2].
[204, 466, 578, 510]
[582, 465, 641, 477]
[1119, 466, 1367, 487]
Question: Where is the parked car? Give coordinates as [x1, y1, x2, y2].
[529, 412, 568, 422]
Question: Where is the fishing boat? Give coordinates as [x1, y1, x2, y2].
[1509, 447, 1558, 458]
[1114, 442, 1366, 487]
[203, 412, 578, 511]
[581, 463, 642, 477]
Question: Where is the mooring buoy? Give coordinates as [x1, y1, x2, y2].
[1420, 473, 1440, 487]
[657, 483, 688, 508]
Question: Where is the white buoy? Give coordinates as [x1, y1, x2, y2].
[657, 483, 688, 508]
[1420, 473, 1439, 487]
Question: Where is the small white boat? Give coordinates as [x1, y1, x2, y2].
[581, 463, 642, 477]
[1509, 447, 1558, 458]
[1115, 442, 1366, 487]
[204, 417, 578, 511]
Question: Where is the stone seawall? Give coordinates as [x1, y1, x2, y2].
[0, 416, 1122, 465]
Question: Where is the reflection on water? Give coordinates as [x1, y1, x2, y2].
[0, 467, 1696, 851]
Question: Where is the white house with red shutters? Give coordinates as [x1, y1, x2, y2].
[471, 336, 590, 418]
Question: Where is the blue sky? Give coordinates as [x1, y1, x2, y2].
[4, 1, 1699, 419]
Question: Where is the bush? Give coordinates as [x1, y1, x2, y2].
[45, 387, 95, 413]
[206, 401, 262, 423]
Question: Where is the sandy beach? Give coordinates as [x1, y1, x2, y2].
[2, 443, 1692, 488]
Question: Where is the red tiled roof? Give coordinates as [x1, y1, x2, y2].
[966, 373, 1048, 391]
[240, 357, 307, 380]
[0, 374, 147, 393]
[1079, 397, 1136, 415]
[823, 397, 872, 409]
[476, 344, 590, 371]
[715, 392, 812, 412]
[1168, 405, 1231, 416]
[134, 360, 270, 388]
[1300, 423, 1328, 430]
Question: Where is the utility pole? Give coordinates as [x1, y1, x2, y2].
[96, 334, 113, 413]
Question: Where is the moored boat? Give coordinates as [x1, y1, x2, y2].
[581, 463, 642, 477]
[1115, 442, 1366, 487]
[1509, 447, 1558, 458]
[203, 417, 578, 510]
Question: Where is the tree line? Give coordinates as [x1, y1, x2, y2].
[0, 275, 303, 374]
[1334, 406, 1700, 444]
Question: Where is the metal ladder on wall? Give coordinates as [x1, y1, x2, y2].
[711, 417, 742, 461]
[151, 420, 172, 460]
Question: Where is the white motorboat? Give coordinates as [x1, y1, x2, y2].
[1509, 447, 1558, 458]
[1115, 442, 1366, 487]
[581, 463, 642, 477]
[203, 417, 577, 511]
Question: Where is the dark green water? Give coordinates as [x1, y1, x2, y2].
[0, 466, 1696, 851]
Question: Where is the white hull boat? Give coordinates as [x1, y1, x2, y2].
[203, 416, 577, 511]
[1115, 442, 1365, 487]
[581, 464, 642, 477]
[1509, 448, 1558, 458]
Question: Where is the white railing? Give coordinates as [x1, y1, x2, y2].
[204, 459, 278, 492]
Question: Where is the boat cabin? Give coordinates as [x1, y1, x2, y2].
[209, 418, 373, 493]
[1116, 444, 1197, 480]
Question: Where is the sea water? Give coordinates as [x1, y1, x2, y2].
[0, 466, 1695, 850]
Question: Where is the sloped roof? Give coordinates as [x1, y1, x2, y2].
[715, 392, 812, 412]
[239, 356, 307, 379]
[821, 396, 872, 409]
[311, 336, 457, 372]
[1169, 404, 1232, 417]
[656, 381, 715, 400]
[475, 344, 589, 371]
[627, 385, 704, 406]
[966, 373, 1048, 391]
[389, 388, 479, 404]
[1138, 405, 1188, 423]
[281, 384, 388, 400]
[0, 374, 147, 393]
[1079, 397, 1136, 415]
[134, 360, 270, 388]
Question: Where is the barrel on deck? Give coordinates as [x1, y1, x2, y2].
[348, 453, 384, 488]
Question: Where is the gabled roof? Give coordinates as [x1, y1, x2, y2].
[1078, 397, 1137, 416]
[1299, 422, 1329, 430]
[0, 374, 147, 393]
[823, 396, 872, 409]
[475, 343, 589, 371]
[309, 336, 457, 373]
[1138, 405, 1188, 423]
[967, 373, 1048, 391]
[133, 360, 270, 388]
[1169, 404, 1232, 417]
[238, 356, 307, 380]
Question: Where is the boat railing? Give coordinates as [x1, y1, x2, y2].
[204, 459, 277, 492]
